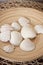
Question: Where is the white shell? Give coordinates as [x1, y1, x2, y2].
[0, 31, 10, 42]
[1, 24, 13, 32]
[3, 45, 14, 53]
[21, 26, 36, 39]
[11, 22, 21, 31]
[18, 17, 30, 27]
[10, 31, 23, 46]
[34, 24, 43, 34]
[20, 39, 35, 51]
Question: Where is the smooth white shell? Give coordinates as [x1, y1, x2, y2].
[34, 24, 43, 34]
[0, 31, 10, 42]
[18, 17, 30, 27]
[21, 26, 36, 39]
[10, 31, 23, 46]
[1, 24, 13, 32]
[20, 39, 35, 51]
[11, 22, 21, 31]
[2, 45, 14, 53]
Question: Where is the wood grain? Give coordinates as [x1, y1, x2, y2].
[0, 8, 43, 62]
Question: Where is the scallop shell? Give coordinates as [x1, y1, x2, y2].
[2, 45, 14, 53]
[11, 22, 21, 31]
[18, 17, 30, 27]
[0, 31, 10, 42]
[34, 24, 43, 34]
[1, 24, 13, 32]
[10, 31, 23, 46]
[20, 39, 35, 51]
[21, 26, 36, 39]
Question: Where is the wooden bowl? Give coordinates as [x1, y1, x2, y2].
[0, 8, 43, 62]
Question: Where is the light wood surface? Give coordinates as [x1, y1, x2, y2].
[0, 8, 43, 62]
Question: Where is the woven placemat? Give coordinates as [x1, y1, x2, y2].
[0, 56, 43, 65]
[0, 57, 43, 65]
[0, 0, 43, 65]
[0, 0, 43, 11]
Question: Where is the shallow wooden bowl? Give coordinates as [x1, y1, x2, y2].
[0, 8, 43, 62]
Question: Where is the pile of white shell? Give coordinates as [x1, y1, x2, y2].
[0, 17, 43, 53]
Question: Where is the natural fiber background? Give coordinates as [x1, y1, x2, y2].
[0, 0, 43, 65]
[0, 0, 43, 11]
